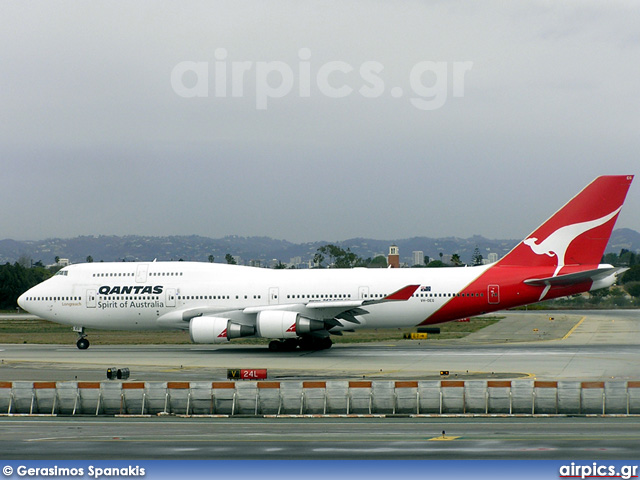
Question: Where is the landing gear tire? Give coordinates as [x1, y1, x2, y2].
[76, 337, 90, 350]
[268, 339, 299, 352]
[282, 339, 298, 351]
[298, 336, 332, 351]
[319, 337, 332, 350]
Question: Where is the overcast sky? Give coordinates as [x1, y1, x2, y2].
[1, 1, 639, 243]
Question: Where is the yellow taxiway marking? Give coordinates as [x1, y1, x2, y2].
[561, 316, 586, 340]
[428, 435, 460, 441]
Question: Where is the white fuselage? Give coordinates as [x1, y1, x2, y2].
[18, 261, 493, 332]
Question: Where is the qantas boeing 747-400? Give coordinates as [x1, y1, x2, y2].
[18, 175, 634, 351]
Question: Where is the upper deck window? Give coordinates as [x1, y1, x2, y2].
[54, 270, 68, 276]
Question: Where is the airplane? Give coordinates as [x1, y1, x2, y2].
[17, 175, 634, 351]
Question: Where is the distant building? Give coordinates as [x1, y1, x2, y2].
[388, 245, 400, 268]
[48, 258, 70, 268]
[488, 252, 498, 263]
[412, 251, 424, 267]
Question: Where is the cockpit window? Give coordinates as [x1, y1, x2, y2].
[54, 270, 68, 276]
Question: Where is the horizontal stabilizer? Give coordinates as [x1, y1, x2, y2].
[524, 266, 627, 287]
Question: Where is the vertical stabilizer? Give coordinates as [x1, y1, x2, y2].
[498, 175, 633, 274]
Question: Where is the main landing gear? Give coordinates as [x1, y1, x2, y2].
[268, 336, 332, 352]
[73, 326, 90, 350]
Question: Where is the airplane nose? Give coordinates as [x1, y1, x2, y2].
[17, 290, 29, 311]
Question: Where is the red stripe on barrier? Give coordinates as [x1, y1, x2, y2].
[257, 382, 280, 389]
[78, 382, 101, 389]
[33, 382, 56, 389]
[303, 381, 326, 389]
[212, 382, 236, 389]
[488, 381, 512, 388]
[441, 381, 465, 388]
[349, 381, 372, 388]
[534, 381, 558, 388]
[122, 382, 145, 389]
[581, 381, 605, 389]
[167, 382, 190, 389]
[395, 381, 418, 388]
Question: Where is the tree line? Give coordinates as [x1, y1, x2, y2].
[0, 262, 54, 310]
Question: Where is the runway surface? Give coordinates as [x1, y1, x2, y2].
[1, 310, 639, 382]
[2, 416, 640, 460]
[1, 310, 640, 460]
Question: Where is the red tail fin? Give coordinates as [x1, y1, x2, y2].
[499, 175, 633, 274]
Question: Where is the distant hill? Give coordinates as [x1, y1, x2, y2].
[1, 228, 638, 266]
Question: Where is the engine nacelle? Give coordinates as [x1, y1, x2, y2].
[256, 311, 324, 339]
[189, 316, 230, 344]
[227, 322, 256, 340]
[189, 317, 256, 344]
[295, 317, 325, 334]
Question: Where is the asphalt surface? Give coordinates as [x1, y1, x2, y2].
[1, 310, 640, 460]
[1, 416, 639, 460]
[1, 311, 639, 382]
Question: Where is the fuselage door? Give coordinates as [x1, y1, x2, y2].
[166, 288, 176, 307]
[358, 286, 370, 299]
[488, 285, 500, 304]
[136, 264, 149, 283]
[269, 287, 279, 305]
[87, 289, 96, 308]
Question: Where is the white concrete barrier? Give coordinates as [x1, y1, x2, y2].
[1, 379, 639, 416]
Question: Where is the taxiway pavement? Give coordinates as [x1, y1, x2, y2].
[1, 310, 640, 460]
[0, 310, 639, 382]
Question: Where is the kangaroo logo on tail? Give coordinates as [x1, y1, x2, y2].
[523, 207, 621, 278]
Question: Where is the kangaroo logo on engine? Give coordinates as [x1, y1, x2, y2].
[99, 285, 164, 295]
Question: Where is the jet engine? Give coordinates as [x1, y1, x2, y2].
[189, 316, 255, 344]
[256, 310, 324, 339]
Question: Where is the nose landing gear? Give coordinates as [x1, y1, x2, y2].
[73, 326, 90, 350]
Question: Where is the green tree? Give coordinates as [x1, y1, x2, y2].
[367, 255, 387, 268]
[0, 262, 52, 310]
[86, 255, 94, 263]
[225, 254, 237, 265]
[625, 282, 640, 298]
[451, 253, 462, 266]
[622, 265, 640, 284]
[426, 260, 447, 268]
[316, 244, 362, 268]
[590, 288, 610, 299]
[208, 255, 215, 263]
[609, 286, 625, 298]
[472, 246, 483, 266]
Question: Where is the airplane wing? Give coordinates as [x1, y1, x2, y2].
[243, 284, 419, 313]
[243, 284, 420, 323]
[158, 284, 420, 330]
